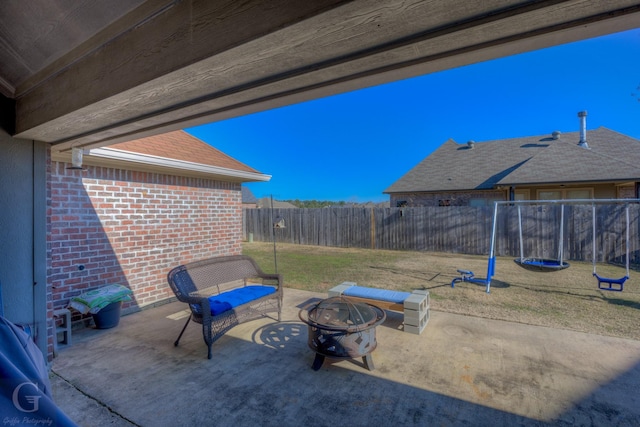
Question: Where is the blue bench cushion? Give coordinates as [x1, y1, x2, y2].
[208, 285, 277, 316]
[342, 286, 410, 304]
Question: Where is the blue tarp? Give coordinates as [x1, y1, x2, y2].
[0, 316, 77, 426]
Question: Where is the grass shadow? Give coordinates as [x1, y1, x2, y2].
[505, 281, 640, 309]
[447, 278, 511, 291]
[601, 296, 640, 310]
[420, 282, 452, 291]
[369, 265, 458, 282]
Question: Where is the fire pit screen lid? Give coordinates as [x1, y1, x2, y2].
[300, 296, 385, 332]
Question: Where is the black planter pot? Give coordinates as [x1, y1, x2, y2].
[92, 301, 122, 329]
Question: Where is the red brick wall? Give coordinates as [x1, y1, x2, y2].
[49, 161, 242, 315]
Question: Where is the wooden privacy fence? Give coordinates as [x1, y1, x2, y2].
[243, 205, 640, 264]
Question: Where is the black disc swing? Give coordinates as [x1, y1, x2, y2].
[514, 204, 570, 272]
[592, 204, 630, 292]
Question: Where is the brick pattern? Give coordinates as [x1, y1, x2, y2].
[391, 190, 505, 207]
[49, 162, 242, 318]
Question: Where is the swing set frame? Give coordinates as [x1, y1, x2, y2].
[592, 203, 631, 291]
[452, 198, 639, 293]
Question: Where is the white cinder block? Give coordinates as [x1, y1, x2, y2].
[328, 284, 430, 334]
[404, 309, 422, 325]
[404, 310, 429, 334]
[328, 282, 356, 297]
[404, 291, 429, 311]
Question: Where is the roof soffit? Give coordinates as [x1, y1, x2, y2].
[5, 1, 640, 149]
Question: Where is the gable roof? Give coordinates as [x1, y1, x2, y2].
[80, 130, 271, 183]
[385, 127, 640, 193]
[242, 186, 258, 204]
[256, 197, 298, 209]
[109, 130, 257, 172]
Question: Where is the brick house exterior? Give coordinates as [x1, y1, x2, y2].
[47, 131, 269, 359]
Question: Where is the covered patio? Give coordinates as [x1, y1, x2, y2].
[51, 288, 640, 426]
[2, 0, 640, 366]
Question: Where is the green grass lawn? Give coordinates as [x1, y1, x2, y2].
[243, 241, 640, 341]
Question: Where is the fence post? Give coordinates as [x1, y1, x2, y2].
[370, 208, 375, 249]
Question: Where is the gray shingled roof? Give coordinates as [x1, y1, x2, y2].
[385, 127, 640, 193]
[257, 197, 298, 209]
[242, 186, 258, 204]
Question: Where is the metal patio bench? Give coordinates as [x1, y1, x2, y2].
[167, 255, 282, 359]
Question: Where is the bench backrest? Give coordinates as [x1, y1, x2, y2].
[167, 255, 264, 306]
[186, 256, 261, 288]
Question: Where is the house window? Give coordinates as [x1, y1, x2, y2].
[396, 201, 408, 208]
[514, 190, 530, 201]
[537, 188, 593, 200]
[566, 189, 592, 199]
[538, 190, 562, 200]
[438, 199, 451, 206]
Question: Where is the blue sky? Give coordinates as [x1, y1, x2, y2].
[187, 28, 640, 203]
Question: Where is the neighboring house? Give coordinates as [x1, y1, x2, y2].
[48, 130, 270, 346]
[256, 197, 298, 209]
[385, 114, 640, 207]
[242, 186, 259, 208]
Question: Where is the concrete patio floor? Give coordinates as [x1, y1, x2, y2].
[50, 288, 640, 426]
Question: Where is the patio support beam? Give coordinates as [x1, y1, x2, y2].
[12, 0, 640, 150]
[14, 0, 349, 143]
[0, 93, 15, 135]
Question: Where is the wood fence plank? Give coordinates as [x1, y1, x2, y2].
[242, 205, 640, 264]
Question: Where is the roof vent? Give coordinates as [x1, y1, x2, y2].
[577, 111, 589, 149]
[552, 131, 561, 140]
[467, 140, 475, 149]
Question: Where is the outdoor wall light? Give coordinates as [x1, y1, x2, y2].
[67, 147, 86, 170]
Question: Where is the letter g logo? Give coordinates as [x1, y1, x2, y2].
[12, 382, 41, 413]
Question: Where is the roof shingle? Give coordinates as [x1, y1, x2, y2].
[109, 130, 259, 174]
[385, 127, 640, 193]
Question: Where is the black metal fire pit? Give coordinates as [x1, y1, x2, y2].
[298, 296, 386, 371]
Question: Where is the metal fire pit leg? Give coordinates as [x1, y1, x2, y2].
[312, 353, 325, 371]
[363, 354, 374, 371]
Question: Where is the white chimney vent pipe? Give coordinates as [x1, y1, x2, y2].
[577, 111, 589, 148]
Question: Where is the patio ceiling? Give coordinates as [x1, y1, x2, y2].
[1, 0, 639, 154]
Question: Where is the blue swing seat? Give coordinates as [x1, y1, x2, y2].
[514, 258, 570, 272]
[593, 273, 628, 292]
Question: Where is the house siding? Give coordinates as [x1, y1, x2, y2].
[391, 182, 638, 207]
[49, 161, 242, 332]
[391, 190, 506, 207]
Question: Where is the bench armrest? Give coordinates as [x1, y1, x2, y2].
[256, 273, 283, 288]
